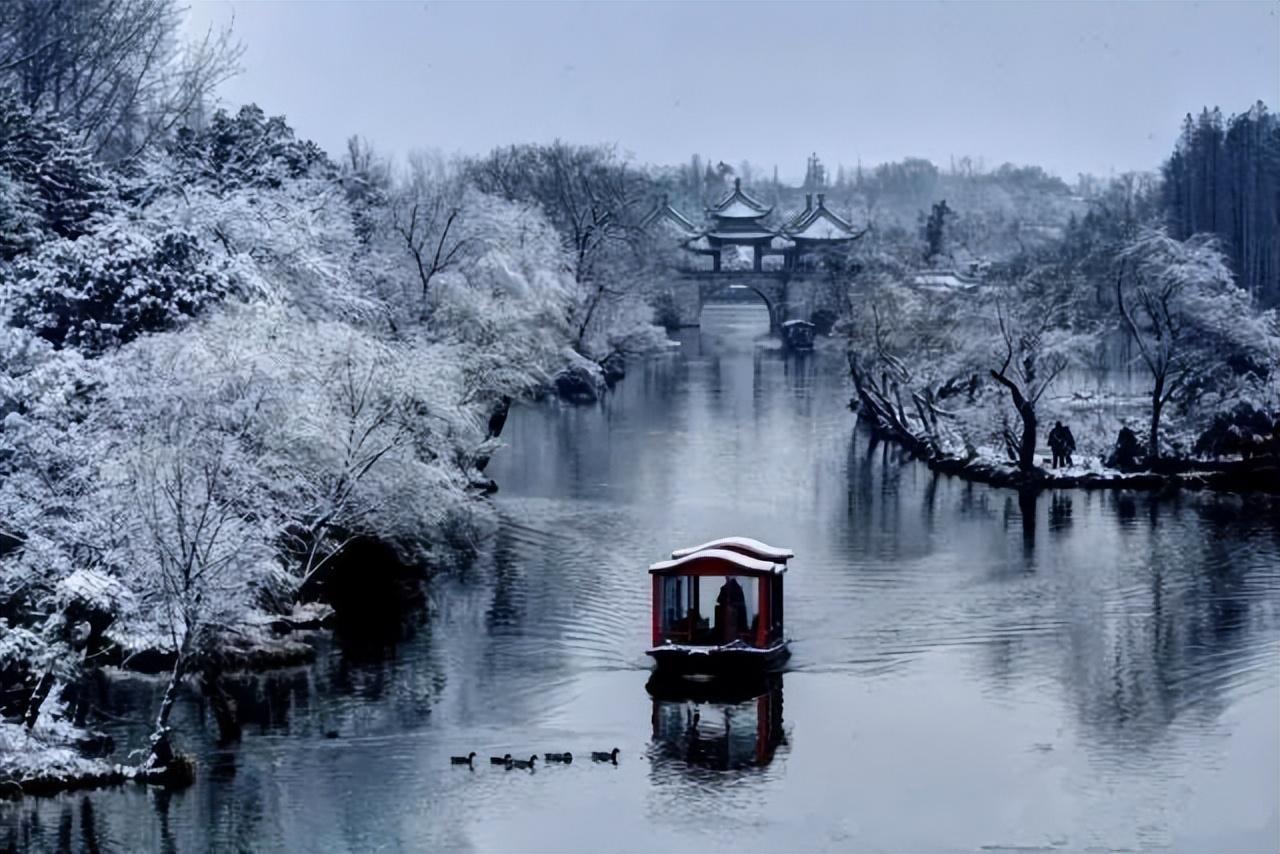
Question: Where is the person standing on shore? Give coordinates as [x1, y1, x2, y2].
[1048, 421, 1076, 469]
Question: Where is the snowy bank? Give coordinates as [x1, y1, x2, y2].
[0, 722, 124, 799]
[899, 440, 1278, 494]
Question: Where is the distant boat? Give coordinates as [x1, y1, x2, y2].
[781, 319, 816, 350]
[646, 537, 792, 677]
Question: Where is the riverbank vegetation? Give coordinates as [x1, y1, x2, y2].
[837, 107, 1279, 491]
[0, 1, 673, 794]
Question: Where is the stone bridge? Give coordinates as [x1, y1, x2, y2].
[666, 270, 836, 333]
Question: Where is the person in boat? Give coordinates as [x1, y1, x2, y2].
[715, 576, 749, 642]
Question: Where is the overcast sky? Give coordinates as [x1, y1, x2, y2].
[183, 1, 1279, 182]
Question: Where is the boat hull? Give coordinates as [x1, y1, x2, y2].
[646, 641, 790, 677]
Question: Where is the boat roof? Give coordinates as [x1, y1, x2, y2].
[670, 536, 794, 562]
[649, 548, 786, 577]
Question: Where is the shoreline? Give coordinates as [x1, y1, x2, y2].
[0, 559, 437, 799]
[853, 411, 1279, 495]
[925, 451, 1279, 493]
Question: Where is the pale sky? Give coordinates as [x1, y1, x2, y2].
[183, 0, 1280, 181]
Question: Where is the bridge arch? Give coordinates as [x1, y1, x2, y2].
[700, 281, 781, 332]
[667, 270, 836, 335]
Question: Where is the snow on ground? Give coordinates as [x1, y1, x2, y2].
[0, 721, 118, 793]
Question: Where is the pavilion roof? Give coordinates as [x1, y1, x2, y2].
[784, 194, 817, 230]
[783, 193, 862, 241]
[640, 195, 698, 234]
[707, 178, 772, 220]
[704, 229, 776, 242]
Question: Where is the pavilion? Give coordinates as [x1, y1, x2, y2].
[643, 181, 865, 273]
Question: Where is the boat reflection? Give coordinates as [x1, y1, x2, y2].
[646, 673, 787, 771]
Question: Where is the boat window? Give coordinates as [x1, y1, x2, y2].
[699, 575, 759, 645]
[660, 575, 699, 640]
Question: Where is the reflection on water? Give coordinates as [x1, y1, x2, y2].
[2, 305, 1278, 853]
[648, 675, 786, 772]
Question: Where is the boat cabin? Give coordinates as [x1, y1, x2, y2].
[648, 538, 792, 674]
[781, 319, 816, 351]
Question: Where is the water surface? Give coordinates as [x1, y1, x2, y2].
[3, 305, 1278, 853]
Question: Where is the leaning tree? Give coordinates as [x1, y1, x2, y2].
[987, 295, 1071, 473]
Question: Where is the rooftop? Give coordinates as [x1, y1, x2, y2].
[670, 536, 794, 561]
[641, 194, 698, 234]
[783, 193, 861, 241]
[707, 178, 772, 221]
[648, 548, 786, 577]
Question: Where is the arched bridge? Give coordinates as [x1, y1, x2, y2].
[666, 270, 836, 333]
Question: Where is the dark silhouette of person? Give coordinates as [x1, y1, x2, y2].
[715, 576, 749, 641]
[1048, 421, 1076, 469]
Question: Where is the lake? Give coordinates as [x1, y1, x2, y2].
[3, 304, 1278, 853]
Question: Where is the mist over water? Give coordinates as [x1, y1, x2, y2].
[3, 305, 1277, 853]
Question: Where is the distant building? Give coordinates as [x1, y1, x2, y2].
[698, 178, 775, 271]
[908, 268, 983, 292]
[643, 180, 865, 273]
[640, 194, 699, 238]
[781, 193, 863, 268]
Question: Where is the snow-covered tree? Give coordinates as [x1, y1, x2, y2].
[986, 295, 1072, 472]
[1117, 228, 1280, 460]
[0, 89, 113, 258]
[9, 225, 232, 352]
[463, 142, 667, 358]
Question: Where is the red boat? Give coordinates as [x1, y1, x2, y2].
[647, 537, 793, 676]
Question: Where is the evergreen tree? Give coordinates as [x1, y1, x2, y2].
[0, 89, 113, 258]
[1162, 101, 1280, 306]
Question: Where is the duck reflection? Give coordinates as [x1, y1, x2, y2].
[646, 674, 786, 772]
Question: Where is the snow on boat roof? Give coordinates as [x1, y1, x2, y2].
[669, 536, 795, 561]
[649, 548, 785, 576]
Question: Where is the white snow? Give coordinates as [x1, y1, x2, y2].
[712, 199, 769, 219]
[649, 548, 785, 575]
[670, 536, 795, 561]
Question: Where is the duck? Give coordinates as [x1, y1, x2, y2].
[508, 755, 538, 770]
[489, 753, 513, 765]
[544, 752, 573, 763]
[591, 748, 620, 763]
[450, 752, 476, 766]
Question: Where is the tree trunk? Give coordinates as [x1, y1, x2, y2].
[990, 370, 1039, 472]
[23, 670, 56, 731]
[1017, 404, 1038, 472]
[154, 633, 191, 735]
[1149, 375, 1165, 461]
